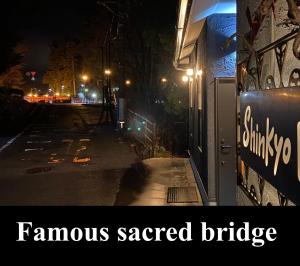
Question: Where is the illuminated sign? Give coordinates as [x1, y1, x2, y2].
[240, 88, 300, 204]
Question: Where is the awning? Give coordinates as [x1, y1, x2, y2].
[174, 0, 236, 69]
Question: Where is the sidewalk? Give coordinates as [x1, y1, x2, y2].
[125, 158, 202, 206]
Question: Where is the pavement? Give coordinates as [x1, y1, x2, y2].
[0, 104, 201, 206]
[119, 158, 202, 206]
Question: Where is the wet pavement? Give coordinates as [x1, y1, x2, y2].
[0, 104, 202, 206]
[0, 104, 139, 206]
[116, 158, 202, 206]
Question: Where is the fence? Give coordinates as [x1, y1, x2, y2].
[127, 109, 157, 158]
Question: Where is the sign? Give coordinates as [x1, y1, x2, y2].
[30, 71, 37, 81]
[240, 88, 300, 204]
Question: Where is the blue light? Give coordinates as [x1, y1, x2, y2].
[194, 0, 236, 22]
[216, 2, 236, 14]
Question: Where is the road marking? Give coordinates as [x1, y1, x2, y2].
[80, 139, 91, 142]
[48, 159, 65, 164]
[27, 141, 52, 144]
[25, 148, 44, 152]
[73, 157, 91, 164]
[77, 146, 87, 152]
[0, 131, 25, 153]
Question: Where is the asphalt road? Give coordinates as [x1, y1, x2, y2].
[0, 104, 141, 206]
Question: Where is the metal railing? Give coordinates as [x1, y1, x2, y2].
[239, 29, 300, 92]
[237, 29, 299, 206]
[127, 109, 157, 158]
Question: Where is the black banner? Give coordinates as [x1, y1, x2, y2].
[240, 88, 300, 204]
[0, 207, 299, 251]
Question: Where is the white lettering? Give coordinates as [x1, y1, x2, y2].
[179, 223, 193, 242]
[266, 228, 277, 242]
[201, 223, 215, 242]
[258, 133, 265, 159]
[282, 138, 292, 165]
[243, 106, 251, 148]
[48, 228, 68, 241]
[250, 118, 255, 152]
[142, 228, 154, 242]
[17, 222, 32, 242]
[70, 228, 83, 242]
[118, 228, 127, 242]
[265, 118, 275, 167]
[242, 106, 295, 179]
[34, 228, 46, 241]
[273, 134, 284, 176]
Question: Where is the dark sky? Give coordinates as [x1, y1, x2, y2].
[6, 0, 101, 76]
[2, 0, 178, 80]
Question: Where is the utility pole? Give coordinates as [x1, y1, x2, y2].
[72, 57, 76, 97]
[99, 13, 115, 125]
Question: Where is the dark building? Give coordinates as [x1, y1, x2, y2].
[174, 0, 299, 206]
[174, 0, 237, 206]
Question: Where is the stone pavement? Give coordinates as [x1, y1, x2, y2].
[127, 158, 203, 206]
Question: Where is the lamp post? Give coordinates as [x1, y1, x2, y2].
[161, 78, 168, 84]
[82, 75, 89, 82]
[104, 69, 112, 103]
[84, 88, 89, 104]
[81, 75, 89, 103]
[125, 79, 131, 86]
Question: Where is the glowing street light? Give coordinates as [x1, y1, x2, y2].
[182, 75, 189, 83]
[161, 78, 168, 83]
[104, 69, 112, 76]
[92, 93, 97, 99]
[82, 75, 89, 82]
[197, 69, 203, 77]
[125, 80, 131, 86]
[187, 69, 194, 77]
[56, 93, 60, 97]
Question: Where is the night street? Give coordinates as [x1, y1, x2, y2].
[0, 0, 298, 208]
[0, 104, 140, 206]
[1, 0, 300, 254]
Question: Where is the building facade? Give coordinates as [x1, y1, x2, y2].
[237, 0, 299, 206]
[175, 0, 300, 206]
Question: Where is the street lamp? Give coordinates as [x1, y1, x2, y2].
[92, 93, 97, 104]
[125, 79, 131, 86]
[197, 70, 203, 77]
[84, 88, 89, 103]
[182, 75, 189, 83]
[104, 69, 112, 76]
[186, 69, 194, 77]
[82, 75, 89, 82]
[161, 78, 168, 84]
